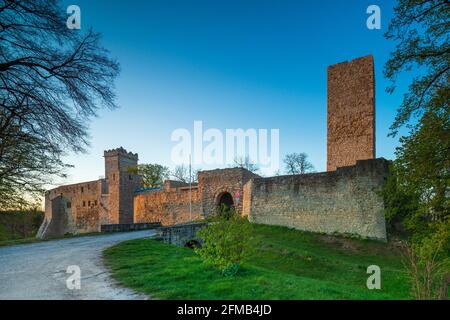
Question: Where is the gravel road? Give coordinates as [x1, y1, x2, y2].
[0, 230, 154, 300]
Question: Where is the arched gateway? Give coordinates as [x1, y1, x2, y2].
[216, 192, 234, 210]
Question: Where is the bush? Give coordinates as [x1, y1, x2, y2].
[0, 210, 44, 241]
[403, 220, 450, 300]
[195, 207, 252, 275]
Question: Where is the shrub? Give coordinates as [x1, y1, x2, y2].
[0, 210, 44, 241]
[403, 220, 450, 300]
[195, 207, 252, 275]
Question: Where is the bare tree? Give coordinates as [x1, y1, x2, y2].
[0, 0, 120, 208]
[232, 156, 259, 173]
[172, 164, 198, 183]
[283, 152, 314, 175]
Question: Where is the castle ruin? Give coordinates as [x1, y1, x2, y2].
[37, 55, 388, 241]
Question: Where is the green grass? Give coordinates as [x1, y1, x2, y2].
[103, 224, 411, 300]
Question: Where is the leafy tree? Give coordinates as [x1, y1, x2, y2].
[384, 0, 449, 135]
[0, 0, 120, 208]
[383, 0, 449, 299]
[283, 152, 314, 175]
[383, 108, 449, 237]
[130, 164, 170, 188]
[383, 0, 450, 236]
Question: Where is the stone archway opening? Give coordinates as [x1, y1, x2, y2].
[184, 239, 201, 249]
[216, 192, 234, 216]
[217, 192, 234, 209]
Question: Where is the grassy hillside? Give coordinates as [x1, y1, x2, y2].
[0, 210, 44, 243]
[103, 224, 411, 299]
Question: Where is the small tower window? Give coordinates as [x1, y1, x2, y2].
[94, 200, 98, 206]
[82, 201, 86, 207]
[67, 202, 71, 209]
[88, 200, 91, 206]
[81, 187, 84, 193]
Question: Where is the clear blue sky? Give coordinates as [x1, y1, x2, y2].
[59, 0, 410, 184]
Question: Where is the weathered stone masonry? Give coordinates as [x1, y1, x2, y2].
[104, 148, 141, 224]
[38, 55, 389, 241]
[133, 168, 258, 226]
[37, 179, 106, 238]
[327, 55, 375, 172]
[37, 147, 140, 238]
[134, 180, 202, 226]
[244, 159, 388, 240]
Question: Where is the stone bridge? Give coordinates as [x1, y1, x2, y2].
[157, 222, 207, 247]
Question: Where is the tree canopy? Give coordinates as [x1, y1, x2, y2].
[130, 164, 170, 188]
[384, 0, 449, 135]
[383, 0, 449, 299]
[0, 0, 120, 208]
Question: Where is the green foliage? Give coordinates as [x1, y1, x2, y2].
[0, 210, 44, 241]
[384, 1, 449, 299]
[383, 108, 449, 299]
[221, 262, 241, 277]
[0, 224, 7, 242]
[195, 209, 252, 275]
[104, 224, 411, 299]
[384, 0, 449, 134]
[404, 220, 450, 299]
[384, 108, 449, 239]
[129, 163, 170, 188]
[383, 164, 420, 236]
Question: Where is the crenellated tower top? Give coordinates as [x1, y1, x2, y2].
[104, 147, 138, 161]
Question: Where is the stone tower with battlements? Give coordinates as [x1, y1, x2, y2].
[104, 147, 141, 224]
[37, 55, 388, 241]
[327, 55, 376, 171]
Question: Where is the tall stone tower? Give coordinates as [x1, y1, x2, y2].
[104, 147, 141, 224]
[327, 55, 376, 171]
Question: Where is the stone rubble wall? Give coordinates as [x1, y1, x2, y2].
[157, 222, 207, 246]
[134, 186, 202, 226]
[246, 158, 389, 241]
[198, 168, 260, 217]
[38, 55, 389, 241]
[37, 179, 104, 238]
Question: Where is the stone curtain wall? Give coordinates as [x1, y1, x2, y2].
[327, 55, 376, 171]
[199, 168, 260, 217]
[246, 159, 389, 240]
[38, 55, 387, 239]
[134, 169, 258, 225]
[134, 186, 202, 226]
[38, 180, 104, 238]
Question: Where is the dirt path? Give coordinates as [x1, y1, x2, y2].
[0, 230, 154, 300]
